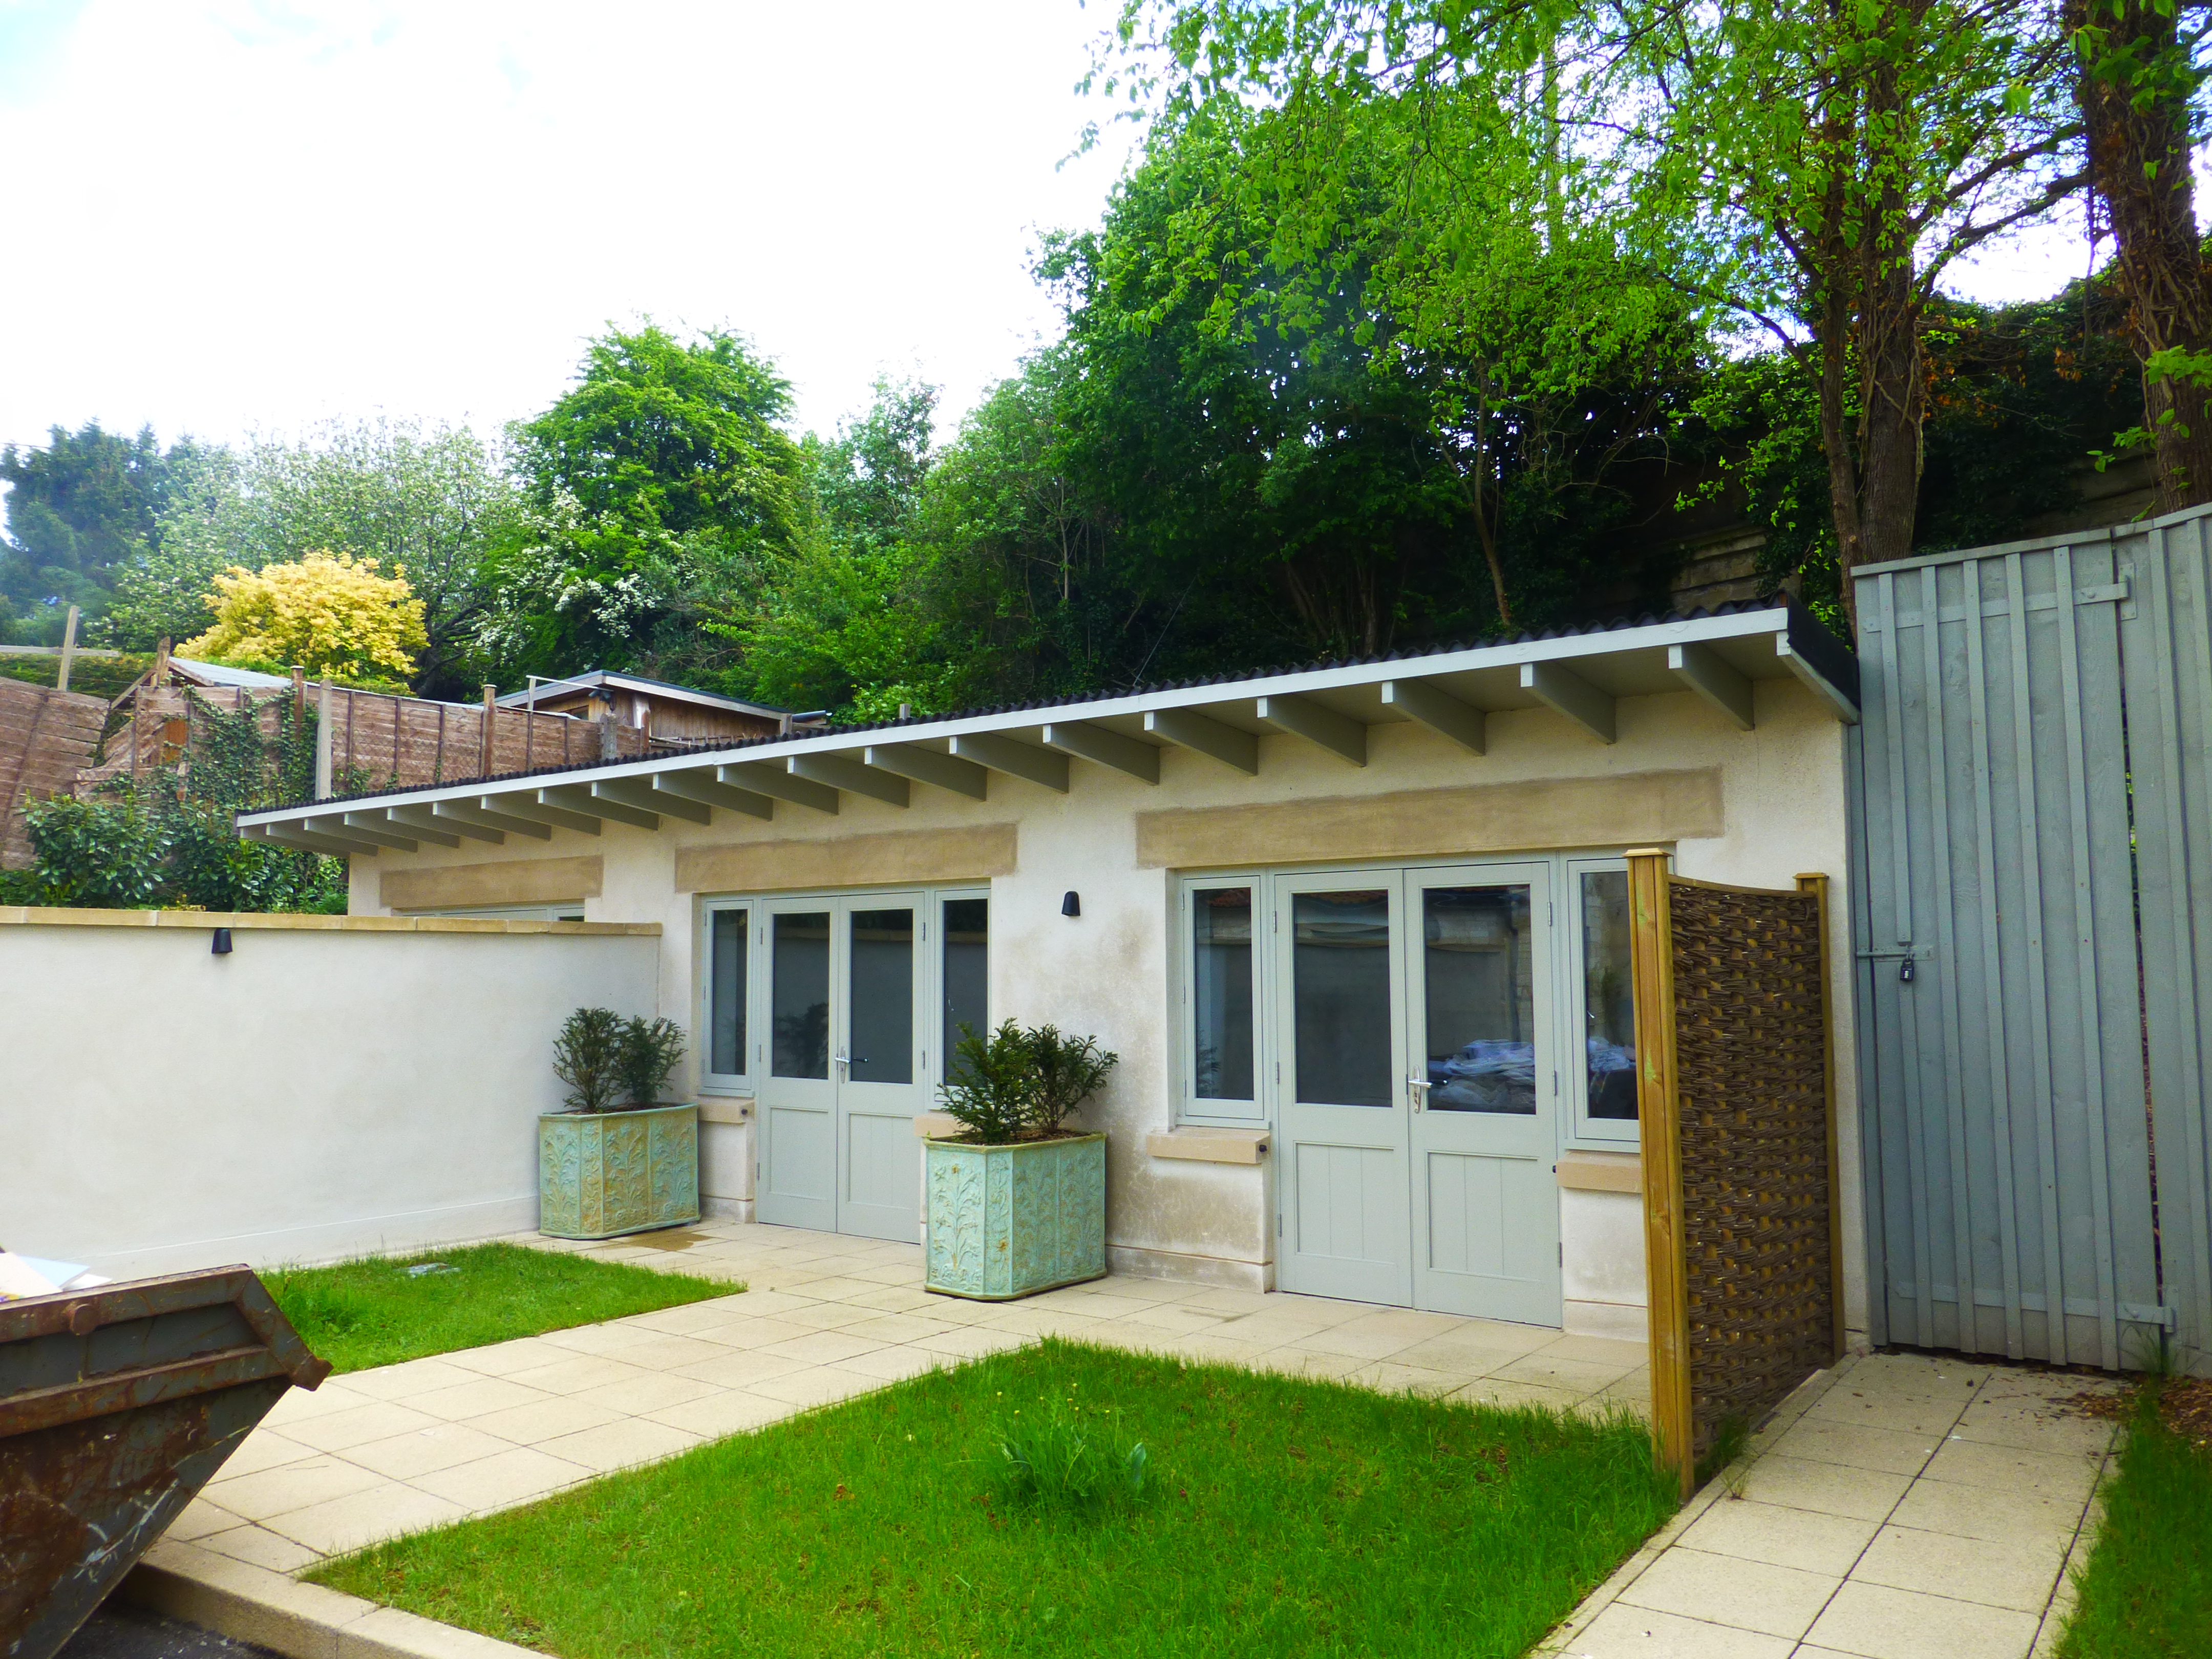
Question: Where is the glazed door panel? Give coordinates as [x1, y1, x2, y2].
[756, 902, 837, 1231]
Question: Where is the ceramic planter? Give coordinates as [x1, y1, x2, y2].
[925, 1132, 1107, 1300]
[539, 1103, 699, 1240]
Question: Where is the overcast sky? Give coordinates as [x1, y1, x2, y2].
[0, 0, 2094, 461]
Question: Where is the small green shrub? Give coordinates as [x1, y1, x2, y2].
[940, 1018, 1120, 1144]
[554, 1007, 626, 1113]
[990, 1388, 1149, 1515]
[619, 1015, 687, 1105]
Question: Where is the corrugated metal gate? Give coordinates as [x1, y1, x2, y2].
[1852, 508, 2212, 1374]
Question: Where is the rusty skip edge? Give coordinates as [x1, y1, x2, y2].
[0, 1266, 331, 1442]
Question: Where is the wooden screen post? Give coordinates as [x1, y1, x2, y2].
[481, 684, 497, 777]
[1798, 872, 1846, 1363]
[1628, 846, 1693, 1500]
[56, 605, 78, 692]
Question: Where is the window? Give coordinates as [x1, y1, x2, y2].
[1192, 887, 1255, 1102]
[701, 902, 753, 1090]
[772, 910, 833, 1079]
[941, 896, 989, 1072]
[1571, 863, 1639, 1142]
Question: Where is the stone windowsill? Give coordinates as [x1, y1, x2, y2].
[1146, 1129, 1269, 1165]
[1557, 1150, 1642, 1193]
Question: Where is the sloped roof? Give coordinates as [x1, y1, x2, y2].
[238, 597, 1857, 850]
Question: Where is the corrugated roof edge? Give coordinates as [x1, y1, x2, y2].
[245, 595, 1844, 819]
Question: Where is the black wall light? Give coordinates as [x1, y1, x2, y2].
[211, 927, 233, 956]
[1061, 891, 1081, 918]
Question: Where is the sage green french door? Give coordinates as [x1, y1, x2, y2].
[1273, 863, 1563, 1321]
[1407, 863, 1561, 1323]
[756, 892, 931, 1241]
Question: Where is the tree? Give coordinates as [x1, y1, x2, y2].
[480, 323, 805, 684]
[2065, 0, 2212, 509]
[1109, 0, 2088, 628]
[107, 419, 516, 692]
[180, 551, 427, 684]
[1, 422, 207, 641]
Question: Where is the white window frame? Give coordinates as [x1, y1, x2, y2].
[1175, 876, 1271, 1126]
[697, 899, 756, 1095]
[1561, 854, 1640, 1150]
[1174, 850, 1654, 1154]
[697, 885, 993, 1101]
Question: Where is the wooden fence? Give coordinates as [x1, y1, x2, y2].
[1630, 849, 1841, 1498]
[93, 684, 652, 795]
[0, 679, 109, 867]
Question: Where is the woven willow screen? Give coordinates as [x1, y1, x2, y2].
[1628, 853, 1841, 1496]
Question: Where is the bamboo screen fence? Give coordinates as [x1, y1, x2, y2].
[1628, 849, 1842, 1498]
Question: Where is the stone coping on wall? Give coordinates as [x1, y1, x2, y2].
[0, 906, 659, 935]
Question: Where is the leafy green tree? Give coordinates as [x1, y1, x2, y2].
[2064, 0, 2212, 509]
[1109, 0, 2089, 627]
[479, 324, 804, 685]
[108, 420, 516, 693]
[1, 423, 207, 641]
[732, 378, 951, 718]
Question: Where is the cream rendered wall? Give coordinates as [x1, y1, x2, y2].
[356, 676, 1865, 1337]
[2, 918, 660, 1279]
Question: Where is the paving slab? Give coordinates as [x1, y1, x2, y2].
[1535, 1350, 2120, 1659]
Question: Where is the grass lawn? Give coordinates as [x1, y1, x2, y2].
[311, 1337, 1676, 1659]
[262, 1242, 739, 1374]
[2057, 1380, 2212, 1657]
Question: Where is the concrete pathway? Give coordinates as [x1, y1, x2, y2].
[1538, 1350, 2122, 1659]
[166, 1219, 1650, 1570]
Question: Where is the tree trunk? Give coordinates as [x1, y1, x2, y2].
[2068, 0, 2212, 512]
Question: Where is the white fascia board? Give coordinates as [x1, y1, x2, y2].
[238, 608, 1801, 831]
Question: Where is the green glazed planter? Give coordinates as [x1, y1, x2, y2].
[925, 1132, 1107, 1300]
[539, 1103, 700, 1240]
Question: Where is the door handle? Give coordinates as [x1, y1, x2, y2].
[836, 1048, 849, 1082]
[1408, 1075, 1431, 1112]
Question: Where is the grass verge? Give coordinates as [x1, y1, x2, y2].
[311, 1337, 1675, 1659]
[2057, 1382, 2212, 1657]
[262, 1242, 738, 1373]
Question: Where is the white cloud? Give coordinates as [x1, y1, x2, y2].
[0, 0, 1138, 451]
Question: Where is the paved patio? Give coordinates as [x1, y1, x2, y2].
[1538, 1350, 2121, 1659]
[166, 1218, 1651, 1571]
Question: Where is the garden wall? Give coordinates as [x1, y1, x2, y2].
[0, 909, 661, 1279]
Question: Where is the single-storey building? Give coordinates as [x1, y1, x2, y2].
[498, 668, 820, 745]
[238, 600, 1866, 1348]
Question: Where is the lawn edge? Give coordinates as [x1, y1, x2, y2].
[121, 1537, 542, 1659]
[1526, 1352, 1855, 1656]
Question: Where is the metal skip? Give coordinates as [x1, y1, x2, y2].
[0, 1267, 333, 1659]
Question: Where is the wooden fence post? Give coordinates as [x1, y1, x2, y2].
[1798, 872, 1846, 1364]
[1629, 846, 1693, 1501]
[480, 684, 497, 777]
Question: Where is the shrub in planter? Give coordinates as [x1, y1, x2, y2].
[540, 1006, 699, 1240]
[926, 1020, 1119, 1301]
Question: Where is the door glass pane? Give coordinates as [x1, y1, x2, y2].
[1582, 870, 1638, 1119]
[771, 911, 831, 1079]
[848, 908, 914, 1084]
[1292, 889, 1392, 1107]
[942, 898, 989, 1071]
[709, 909, 747, 1076]
[1193, 887, 1254, 1100]
[1422, 885, 1536, 1114]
